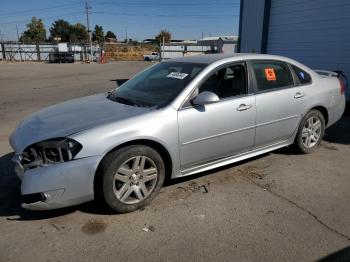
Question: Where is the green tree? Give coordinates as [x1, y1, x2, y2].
[92, 25, 104, 43]
[49, 20, 88, 43]
[70, 23, 88, 42]
[49, 19, 71, 42]
[105, 30, 116, 40]
[155, 29, 171, 43]
[22, 17, 46, 43]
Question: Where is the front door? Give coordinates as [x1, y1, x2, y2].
[178, 63, 256, 170]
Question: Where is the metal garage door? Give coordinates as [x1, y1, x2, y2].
[267, 0, 350, 95]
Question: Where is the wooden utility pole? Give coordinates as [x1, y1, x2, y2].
[1, 43, 5, 60]
[36, 42, 41, 61]
[85, 1, 93, 62]
[162, 35, 164, 61]
[201, 32, 204, 53]
[16, 25, 23, 61]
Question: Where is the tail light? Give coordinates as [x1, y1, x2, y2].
[339, 78, 346, 95]
[334, 70, 347, 95]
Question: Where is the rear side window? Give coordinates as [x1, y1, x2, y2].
[291, 65, 312, 85]
[251, 61, 293, 91]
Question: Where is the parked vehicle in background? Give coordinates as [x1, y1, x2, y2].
[48, 52, 74, 63]
[143, 52, 159, 61]
[10, 54, 346, 213]
[49, 43, 74, 63]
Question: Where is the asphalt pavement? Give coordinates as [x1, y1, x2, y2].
[0, 61, 349, 262]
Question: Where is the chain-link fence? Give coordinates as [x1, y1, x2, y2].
[0, 42, 99, 62]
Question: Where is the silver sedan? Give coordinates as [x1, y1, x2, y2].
[10, 53, 346, 212]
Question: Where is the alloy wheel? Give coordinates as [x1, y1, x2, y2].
[113, 156, 158, 204]
[301, 116, 322, 148]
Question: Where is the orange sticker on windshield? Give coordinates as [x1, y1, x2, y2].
[265, 68, 276, 81]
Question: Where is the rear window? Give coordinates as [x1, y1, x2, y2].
[292, 65, 312, 85]
[251, 61, 293, 91]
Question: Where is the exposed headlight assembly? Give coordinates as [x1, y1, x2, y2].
[21, 138, 82, 169]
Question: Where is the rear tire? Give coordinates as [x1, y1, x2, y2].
[100, 145, 165, 213]
[294, 110, 325, 154]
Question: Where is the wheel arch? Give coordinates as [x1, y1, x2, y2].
[93, 139, 173, 198]
[310, 105, 329, 126]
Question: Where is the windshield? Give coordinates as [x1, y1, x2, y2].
[108, 62, 206, 107]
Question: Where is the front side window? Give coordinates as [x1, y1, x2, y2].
[183, 64, 247, 107]
[198, 64, 247, 99]
[291, 65, 312, 85]
[108, 62, 206, 107]
[251, 61, 293, 91]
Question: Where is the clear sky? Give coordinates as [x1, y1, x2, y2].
[0, 0, 240, 41]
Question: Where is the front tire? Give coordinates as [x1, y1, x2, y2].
[100, 145, 165, 213]
[294, 110, 325, 154]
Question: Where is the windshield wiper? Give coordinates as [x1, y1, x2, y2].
[107, 93, 154, 108]
[107, 93, 137, 106]
[113, 96, 137, 106]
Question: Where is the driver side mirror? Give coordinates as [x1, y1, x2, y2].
[191, 91, 220, 106]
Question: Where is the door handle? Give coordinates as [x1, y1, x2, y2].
[294, 92, 305, 99]
[237, 104, 252, 111]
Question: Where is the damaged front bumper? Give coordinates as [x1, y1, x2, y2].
[12, 155, 101, 210]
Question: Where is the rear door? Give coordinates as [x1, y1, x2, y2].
[249, 60, 308, 148]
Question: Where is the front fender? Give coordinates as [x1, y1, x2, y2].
[69, 106, 180, 175]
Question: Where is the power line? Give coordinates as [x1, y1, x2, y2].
[94, 1, 240, 7]
[0, 0, 240, 18]
[0, 2, 83, 17]
[93, 11, 239, 18]
[0, 12, 85, 25]
[0, 1, 240, 25]
[0, 1, 241, 40]
[0, 11, 238, 26]
[0, 5, 83, 19]
[91, 18, 238, 29]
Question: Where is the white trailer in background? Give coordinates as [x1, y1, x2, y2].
[161, 36, 238, 60]
[57, 43, 68, 52]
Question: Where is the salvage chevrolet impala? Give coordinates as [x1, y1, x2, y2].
[10, 54, 346, 212]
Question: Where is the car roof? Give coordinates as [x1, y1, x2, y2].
[163, 53, 292, 65]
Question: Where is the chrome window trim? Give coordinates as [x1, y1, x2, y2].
[248, 59, 296, 95]
[179, 60, 250, 111]
[289, 63, 313, 87]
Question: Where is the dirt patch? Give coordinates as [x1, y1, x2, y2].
[322, 144, 339, 151]
[49, 222, 65, 231]
[106, 43, 158, 61]
[238, 165, 274, 189]
[142, 225, 155, 232]
[169, 181, 210, 200]
[81, 219, 107, 235]
[216, 169, 241, 183]
[238, 166, 267, 180]
[265, 210, 275, 215]
[177, 181, 210, 193]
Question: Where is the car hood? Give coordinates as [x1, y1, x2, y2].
[10, 93, 152, 153]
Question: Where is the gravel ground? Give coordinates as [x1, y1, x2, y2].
[0, 61, 349, 262]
